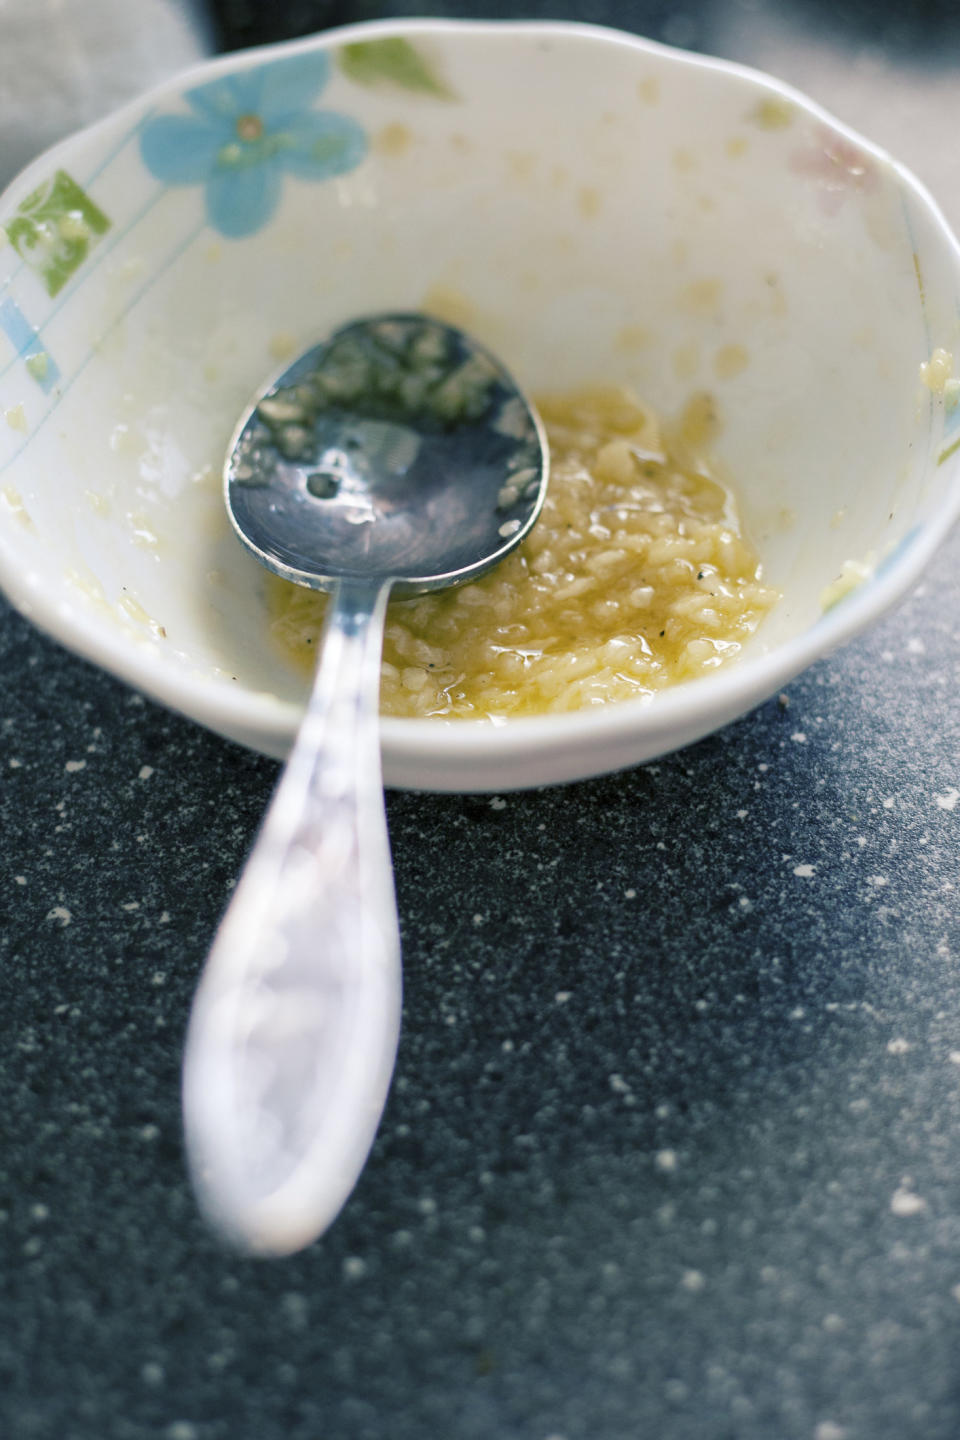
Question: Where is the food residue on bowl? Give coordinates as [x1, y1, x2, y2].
[820, 554, 876, 611]
[920, 346, 960, 406]
[268, 386, 778, 718]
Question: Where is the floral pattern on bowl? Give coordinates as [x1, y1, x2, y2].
[789, 126, 879, 217]
[139, 51, 368, 239]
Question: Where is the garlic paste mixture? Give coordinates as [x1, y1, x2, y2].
[268, 386, 778, 718]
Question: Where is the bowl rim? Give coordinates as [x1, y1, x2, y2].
[2, 16, 959, 783]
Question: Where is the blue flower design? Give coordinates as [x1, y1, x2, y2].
[140, 51, 367, 239]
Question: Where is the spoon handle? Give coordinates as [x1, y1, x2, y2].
[182, 578, 400, 1255]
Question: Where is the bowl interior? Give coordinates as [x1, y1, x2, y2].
[0, 20, 957, 780]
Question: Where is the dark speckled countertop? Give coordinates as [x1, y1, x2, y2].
[4, 3, 960, 1438]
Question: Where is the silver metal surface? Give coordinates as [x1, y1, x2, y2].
[224, 313, 548, 594]
[183, 313, 548, 1254]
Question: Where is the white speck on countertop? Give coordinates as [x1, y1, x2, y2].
[793, 864, 816, 878]
[280, 1292, 309, 1329]
[814, 1423, 848, 1440]
[140, 1125, 160, 1142]
[555, 991, 572, 1004]
[342, 1256, 368, 1281]
[867, 876, 889, 887]
[681, 1269, 706, 1292]
[790, 1007, 806, 1020]
[624, 887, 636, 899]
[882, 796, 895, 809]
[936, 787, 960, 811]
[472, 913, 485, 926]
[736, 808, 748, 819]
[122, 901, 140, 912]
[655, 1149, 678, 1173]
[46, 905, 71, 926]
[140, 1362, 165, 1387]
[489, 796, 506, 810]
[64, 759, 86, 773]
[948, 1051, 960, 1065]
[907, 637, 926, 654]
[952, 1284, 960, 1304]
[30, 1203, 49, 1222]
[8, 757, 21, 768]
[138, 765, 154, 780]
[891, 1184, 927, 1217]
[166, 1424, 199, 1440]
[791, 731, 807, 743]
[14, 875, 26, 886]
[887, 1038, 911, 1055]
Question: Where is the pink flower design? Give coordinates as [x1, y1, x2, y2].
[789, 127, 878, 216]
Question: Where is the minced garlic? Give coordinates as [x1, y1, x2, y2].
[268, 386, 778, 718]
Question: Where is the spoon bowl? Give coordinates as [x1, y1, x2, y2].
[226, 314, 548, 593]
[182, 314, 548, 1255]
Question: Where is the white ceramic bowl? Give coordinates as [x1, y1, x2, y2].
[1, 19, 958, 790]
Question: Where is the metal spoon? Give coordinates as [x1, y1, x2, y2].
[182, 313, 548, 1255]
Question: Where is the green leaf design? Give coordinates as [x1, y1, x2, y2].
[338, 38, 454, 100]
[4, 169, 110, 297]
